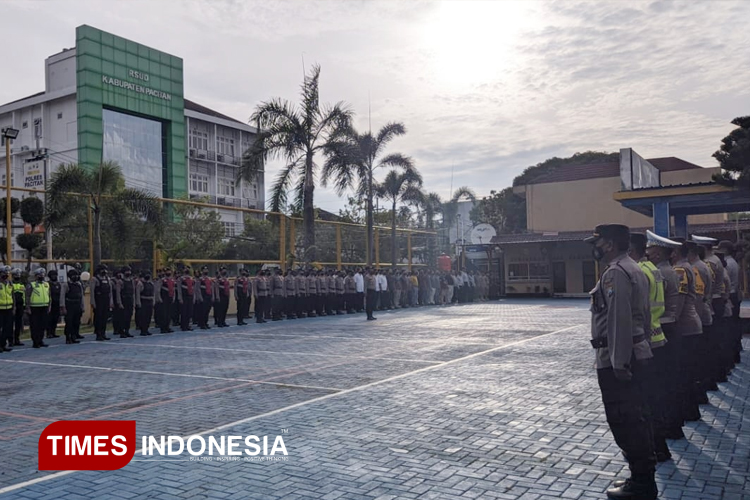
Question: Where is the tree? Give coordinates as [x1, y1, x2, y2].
[512, 151, 618, 186]
[240, 64, 352, 262]
[218, 216, 279, 262]
[442, 186, 476, 235]
[15, 197, 45, 270]
[322, 122, 412, 265]
[376, 167, 423, 267]
[0, 197, 20, 263]
[45, 162, 162, 268]
[159, 197, 226, 264]
[713, 116, 750, 188]
[470, 187, 527, 234]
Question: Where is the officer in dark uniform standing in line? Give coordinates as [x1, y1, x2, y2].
[90, 265, 113, 341]
[585, 224, 657, 500]
[177, 266, 198, 331]
[335, 271, 346, 315]
[197, 266, 214, 330]
[153, 268, 164, 332]
[60, 268, 85, 344]
[215, 267, 231, 327]
[45, 269, 62, 339]
[271, 268, 285, 321]
[11, 268, 25, 346]
[120, 266, 136, 337]
[135, 270, 155, 336]
[365, 268, 377, 321]
[327, 270, 337, 316]
[235, 267, 251, 326]
[112, 268, 130, 338]
[306, 270, 318, 317]
[253, 269, 268, 324]
[157, 267, 177, 333]
[285, 270, 297, 319]
[0, 266, 14, 351]
[344, 271, 356, 313]
[296, 269, 308, 318]
[27, 268, 51, 348]
[317, 270, 328, 316]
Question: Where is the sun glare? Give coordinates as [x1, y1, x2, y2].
[421, 0, 534, 88]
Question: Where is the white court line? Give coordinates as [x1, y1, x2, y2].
[102, 342, 444, 365]
[0, 359, 342, 393]
[0, 322, 583, 496]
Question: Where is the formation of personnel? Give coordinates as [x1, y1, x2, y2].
[586, 224, 744, 500]
[0, 263, 489, 348]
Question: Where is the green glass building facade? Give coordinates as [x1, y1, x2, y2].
[75, 25, 186, 198]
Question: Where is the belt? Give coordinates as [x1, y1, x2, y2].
[590, 334, 647, 349]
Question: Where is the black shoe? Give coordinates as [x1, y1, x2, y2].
[71, 339, 80, 344]
[120, 334, 129, 339]
[665, 428, 685, 440]
[75, 335, 84, 339]
[13, 341, 24, 346]
[125, 333, 134, 338]
[140, 332, 149, 336]
[684, 410, 701, 422]
[606, 479, 657, 500]
[40, 342, 49, 347]
[707, 382, 719, 391]
[32, 344, 40, 349]
[656, 450, 672, 462]
[367, 316, 377, 321]
[2, 346, 11, 352]
[46, 334, 60, 339]
[95, 336, 105, 341]
[272, 318, 282, 321]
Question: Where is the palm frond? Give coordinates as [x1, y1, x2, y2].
[374, 122, 407, 156]
[268, 158, 303, 213]
[114, 188, 163, 229]
[377, 152, 414, 171]
[451, 186, 476, 204]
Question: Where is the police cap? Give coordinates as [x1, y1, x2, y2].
[584, 224, 630, 245]
[646, 230, 681, 249]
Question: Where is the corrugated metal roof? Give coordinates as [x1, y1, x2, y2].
[526, 157, 704, 185]
[184, 99, 246, 125]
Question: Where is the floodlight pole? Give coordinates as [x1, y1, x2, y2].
[4, 132, 11, 266]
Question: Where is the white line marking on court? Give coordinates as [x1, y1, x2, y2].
[0, 323, 583, 496]
[101, 342, 444, 364]
[0, 359, 342, 393]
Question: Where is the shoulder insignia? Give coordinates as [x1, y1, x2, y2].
[675, 267, 688, 294]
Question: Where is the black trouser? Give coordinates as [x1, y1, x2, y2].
[136, 300, 154, 333]
[122, 296, 134, 334]
[237, 293, 250, 324]
[13, 302, 24, 343]
[180, 297, 195, 331]
[200, 292, 212, 327]
[217, 294, 229, 325]
[344, 293, 354, 313]
[272, 295, 283, 320]
[366, 289, 376, 319]
[0, 308, 12, 348]
[159, 296, 174, 331]
[297, 294, 307, 317]
[597, 364, 656, 478]
[154, 302, 162, 330]
[171, 300, 181, 327]
[29, 306, 48, 346]
[642, 342, 673, 454]
[307, 294, 317, 315]
[255, 295, 266, 323]
[324, 294, 333, 315]
[286, 295, 297, 318]
[681, 334, 704, 420]
[356, 292, 364, 311]
[64, 301, 82, 342]
[661, 323, 683, 432]
[93, 297, 109, 337]
[46, 302, 61, 338]
[113, 304, 125, 334]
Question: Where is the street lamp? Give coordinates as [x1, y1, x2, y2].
[2, 127, 19, 266]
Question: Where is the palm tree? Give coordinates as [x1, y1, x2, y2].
[321, 122, 412, 265]
[45, 162, 162, 268]
[413, 190, 444, 230]
[442, 186, 476, 244]
[240, 64, 352, 262]
[377, 167, 423, 267]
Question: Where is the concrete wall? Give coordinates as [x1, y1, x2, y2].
[525, 170, 725, 233]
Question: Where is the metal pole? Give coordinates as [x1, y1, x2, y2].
[335, 224, 342, 270]
[279, 215, 286, 272]
[5, 138, 11, 266]
[374, 227, 380, 268]
[407, 232, 412, 272]
[44, 155, 52, 266]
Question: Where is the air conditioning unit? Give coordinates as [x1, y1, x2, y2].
[197, 151, 206, 159]
[189, 149, 196, 158]
[217, 154, 224, 162]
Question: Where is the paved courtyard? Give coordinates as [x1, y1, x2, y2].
[0, 300, 747, 499]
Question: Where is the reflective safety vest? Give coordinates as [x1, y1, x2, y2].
[0, 282, 13, 310]
[638, 261, 666, 345]
[13, 282, 25, 306]
[29, 281, 50, 307]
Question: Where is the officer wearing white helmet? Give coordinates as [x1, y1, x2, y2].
[26, 268, 50, 348]
[11, 268, 25, 346]
[0, 265, 14, 352]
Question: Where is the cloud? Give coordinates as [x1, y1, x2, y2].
[1, 0, 747, 213]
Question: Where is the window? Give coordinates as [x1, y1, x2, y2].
[253, 184, 258, 199]
[507, 262, 550, 281]
[217, 177, 235, 197]
[1, 173, 14, 186]
[189, 129, 209, 151]
[57, 112, 63, 120]
[189, 172, 209, 193]
[217, 136, 235, 157]
[34, 118, 42, 139]
[22, 121, 28, 129]
[222, 222, 236, 238]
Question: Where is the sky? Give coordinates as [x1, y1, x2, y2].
[1, 0, 747, 213]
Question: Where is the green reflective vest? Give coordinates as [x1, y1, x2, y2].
[639, 261, 666, 345]
[0, 282, 13, 309]
[12, 282, 25, 306]
[29, 281, 50, 307]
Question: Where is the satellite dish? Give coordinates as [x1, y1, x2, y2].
[470, 223, 497, 245]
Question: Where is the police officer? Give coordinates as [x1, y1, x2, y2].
[306, 271, 318, 318]
[235, 267, 251, 326]
[271, 268, 285, 321]
[252, 269, 268, 324]
[693, 235, 726, 390]
[317, 270, 328, 316]
[335, 271, 345, 314]
[687, 241, 713, 408]
[344, 271, 356, 313]
[45, 269, 62, 339]
[585, 224, 656, 500]
[112, 268, 126, 338]
[177, 266, 199, 331]
[215, 267, 231, 327]
[27, 268, 51, 348]
[0, 266, 14, 352]
[365, 268, 377, 321]
[120, 266, 136, 337]
[135, 270, 155, 336]
[155, 267, 177, 334]
[285, 270, 297, 319]
[296, 269, 308, 318]
[90, 265, 113, 341]
[198, 266, 214, 330]
[326, 270, 337, 316]
[60, 268, 85, 344]
[11, 268, 25, 346]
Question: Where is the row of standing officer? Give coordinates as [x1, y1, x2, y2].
[586, 224, 743, 500]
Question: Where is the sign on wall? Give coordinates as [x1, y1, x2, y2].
[23, 160, 45, 189]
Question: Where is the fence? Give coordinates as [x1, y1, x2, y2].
[0, 184, 438, 275]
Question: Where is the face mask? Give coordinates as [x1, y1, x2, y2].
[592, 246, 605, 261]
[125, 272, 132, 277]
[71, 275, 80, 282]
[145, 275, 152, 281]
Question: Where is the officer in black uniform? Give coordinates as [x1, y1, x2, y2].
[585, 224, 657, 500]
[11, 268, 25, 346]
[215, 267, 230, 327]
[198, 266, 214, 330]
[60, 268, 85, 344]
[120, 266, 136, 337]
[90, 265, 113, 341]
[135, 270, 155, 336]
[235, 267, 251, 326]
[271, 269, 285, 321]
[177, 266, 198, 332]
[45, 269, 62, 339]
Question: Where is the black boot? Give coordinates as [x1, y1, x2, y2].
[606, 477, 657, 500]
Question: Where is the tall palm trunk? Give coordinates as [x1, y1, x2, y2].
[93, 207, 102, 269]
[366, 164, 374, 266]
[303, 151, 316, 262]
[391, 199, 397, 268]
